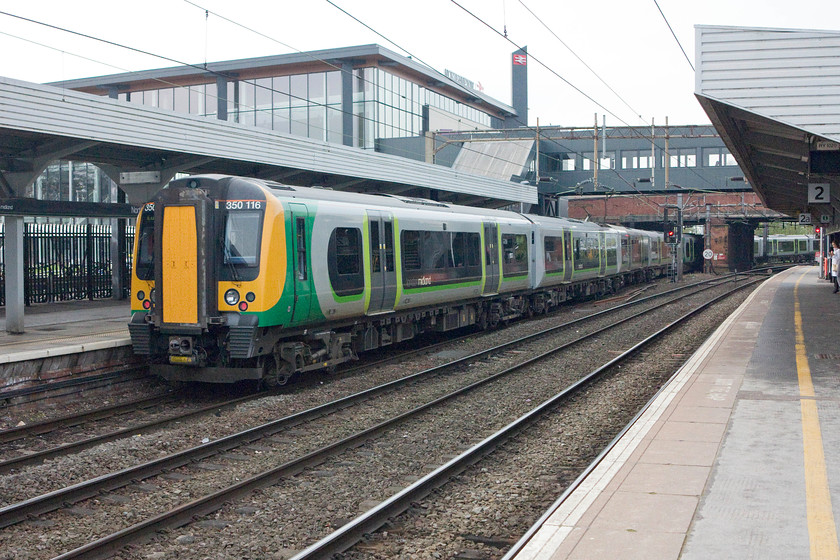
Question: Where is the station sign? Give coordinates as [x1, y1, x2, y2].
[444, 69, 481, 91]
[799, 212, 813, 225]
[120, 171, 161, 184]
[808, 183, 830, 203]
[815, 141, 840, 151]
[0, 198, 138, 218]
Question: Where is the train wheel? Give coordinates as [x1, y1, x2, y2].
[263, 357, 292, 388]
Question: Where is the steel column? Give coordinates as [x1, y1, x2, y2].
[5, 216, 24, 333]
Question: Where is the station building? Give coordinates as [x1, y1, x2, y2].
[52, 44, 518, 155]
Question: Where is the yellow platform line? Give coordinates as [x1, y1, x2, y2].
[795, 271, 840, 559]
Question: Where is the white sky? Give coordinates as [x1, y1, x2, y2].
[1, 0, 839, 128]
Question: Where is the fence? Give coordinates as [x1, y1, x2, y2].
[0, 223, 135, 306]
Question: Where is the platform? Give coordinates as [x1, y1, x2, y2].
[512, 265, 840, 560]
[0, 299, 133, 395]
[0, 299, 130, 363]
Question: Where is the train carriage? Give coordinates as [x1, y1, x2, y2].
[129, 174, 676, 386]
[754, 234, 815, 263]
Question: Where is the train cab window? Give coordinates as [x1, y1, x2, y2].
[224, 212, 261, 267]
[219, 210, 262, 282]
[135, 211, 155, 281]
[502, 234, 528, 276]
[328, 227, 364, 297]
[295, 217, 307, 281]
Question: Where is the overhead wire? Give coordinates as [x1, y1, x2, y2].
[653, 0, 695, 72]
[517, 0, 647, 124]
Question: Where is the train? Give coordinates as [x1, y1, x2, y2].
[754, 234, 816, 263]
[129, 174, 691, 387]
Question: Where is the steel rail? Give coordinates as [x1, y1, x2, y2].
[39, 277, 751, 559]
[0, 393, 177, 445]
[289, 276, 765, 559]
[0, 367, 151, 404]
[0, 390, 265, 474]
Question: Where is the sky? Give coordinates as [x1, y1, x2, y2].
[1, 0, 839, 129]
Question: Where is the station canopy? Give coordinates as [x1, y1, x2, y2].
[695, 25, 840, 221]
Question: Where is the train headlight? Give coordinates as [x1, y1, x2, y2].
[137, 291, 145, 301]
[224, 289, 240, 306]
[150, 289, 156, 304]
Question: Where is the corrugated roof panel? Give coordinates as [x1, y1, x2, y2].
[452, 140, 534, 181]
[696, 25, 840, 142]
[0, 76, 536, 204]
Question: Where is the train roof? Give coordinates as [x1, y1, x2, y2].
[170, 175, 665, 236]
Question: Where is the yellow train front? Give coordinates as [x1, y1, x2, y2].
[128, 174, 340, 386]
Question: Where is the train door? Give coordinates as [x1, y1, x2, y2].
[483, 223, 499, 295]
[289, 203, 312, 324]
[367, 210, 397, 314]
[563, 230, 573, 282]
[161, 205, 199, 325]
[599, 232, 607, 276]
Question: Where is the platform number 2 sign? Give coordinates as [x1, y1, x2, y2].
[808, 183, 830, 204]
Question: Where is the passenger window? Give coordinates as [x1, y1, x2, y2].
[384, 222, 394, 271]
[502, 233, 528, 275]
[370, 221, 381, 273]
[328, 227, 363, 297]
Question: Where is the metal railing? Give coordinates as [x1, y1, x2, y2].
[0, 223, 134, 306]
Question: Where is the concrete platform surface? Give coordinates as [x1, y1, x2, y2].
[511, 266, 840, 560]
[0, 299, 130, 364]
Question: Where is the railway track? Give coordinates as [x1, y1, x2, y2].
[0, 272, 762, 559]
[0, 366, 153, 409]
[0, 272, 736, 473]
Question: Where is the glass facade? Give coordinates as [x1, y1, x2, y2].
[118, 67, 492, 150]
[28, 162, 115, 203]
